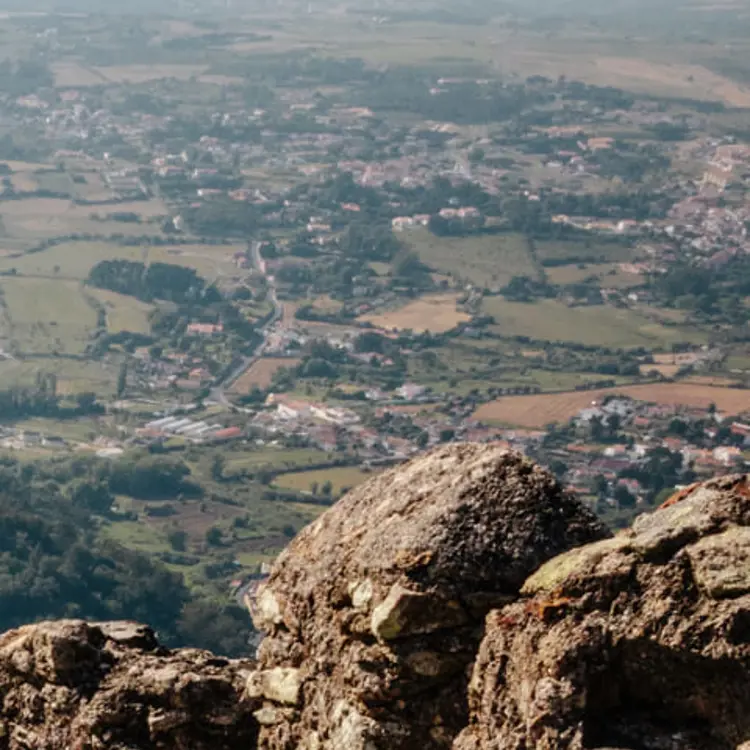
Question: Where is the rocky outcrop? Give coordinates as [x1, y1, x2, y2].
[249, 444, 608, 750]
[0, 619, 258, 749]
[8, 448, 750, 750]
[454, 474, 750, 750]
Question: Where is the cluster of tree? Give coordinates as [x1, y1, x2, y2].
[0, 373, 103, 421]
[0, 455, 251, 655]
[88, 260, 219, 305]
[339, 221, 403, 262]
[358, 71, 552, 125]
[501, 190, 666, 238]
[665, 416, 745, 448]
[391, 250, 434, 290]
[0, 59, 53, 97]
[500, 275, 557, 302]
[107, 456, 201, 500]
[619, 447, 694, 503]
[428, 212, 486, 237]
[182, 200, 262, 237]
[588, 145, 671, 183]
[366, 412, 428, 447]
[649, 256, 750, 324]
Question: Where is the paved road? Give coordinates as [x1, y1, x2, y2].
[208, 241, 283, 408]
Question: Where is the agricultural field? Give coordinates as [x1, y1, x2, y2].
[0, 278, 97, 355]
[9, 173, 38, 192]
[360, 293, 471, 333]
[535, 239, 637, 266]
[0, 241, 143, 278]
[34, 172, 74, 196]
[407, 229, 537, 288]
[223, 447, 334, 476]
[546, 262, 643, 289]
[88, 289, 153, 335]
[481, 298, 706, 349]
[640, 363, 681, 378]
[151, 245, 242, 280]
[309, 295, 344, 314]
[0, 198, 169, 241]
[52, 62, 108, 87]
[474, 383, 750, 428]
[71, 173, 114, 202]
[0, 240, 241, 282]
[274, 466, 378, 495]
[95, 64, 209, 84]
[229, 358, 300, 394]
[0, 358, 116, 396]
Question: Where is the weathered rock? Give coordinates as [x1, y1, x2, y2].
[247, 667, 303, 705]
[0, 619, 258, 750]
[252, 444, 608, 750]
[455, 473, 750, 750]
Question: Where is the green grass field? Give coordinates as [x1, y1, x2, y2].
[0, 241, 144, 279]
[0, 358, 117, 396]
[0, 278, 97, 355]
[482, 297, 707, 349]
[546, 262, 643, 289]
[0, 240, 241, 282]
[88, 289, 153, 335]
[224, 447, 333, 475]
[0, 198, 168, 241]
[11, 416, 109, 442]
[535, 239, 637, 266]
[407, 229, 537, 288]
[274, 466, 377, 495]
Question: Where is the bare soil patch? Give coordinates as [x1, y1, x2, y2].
[474, 383, 750, 428]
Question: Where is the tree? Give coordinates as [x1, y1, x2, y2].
[177, 602, 254, 657]
[205, 527, 223, 546]
[549, 459, 568, 479]
[614, 484, 637, 509]
[75, 391, 98, 412]
[593, 474, 608, 497]
[210, 454, 225, 482]
[321, 481, 333, 498]
[168, 529, 188, 552]
[116, 363, 128, 398]
[67, 480, 114, 514]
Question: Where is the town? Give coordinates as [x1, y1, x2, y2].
[0, 0, 749, 652]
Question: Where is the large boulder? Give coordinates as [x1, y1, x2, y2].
[250, 444, 608, 750]
[454, 474, 750, 750]
[0, 619, 258, 750]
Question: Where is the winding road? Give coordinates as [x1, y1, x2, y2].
[208, 241, 283, 408]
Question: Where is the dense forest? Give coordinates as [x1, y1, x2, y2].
[87, 259, 219, 305]
[0, 453, 252, 656]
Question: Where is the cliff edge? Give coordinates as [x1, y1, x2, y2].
[3, 445, 750, 750]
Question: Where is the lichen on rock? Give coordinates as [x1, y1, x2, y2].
[455, 472, 750, 750]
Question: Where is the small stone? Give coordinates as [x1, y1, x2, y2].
[148, 709, 187, 734]
[686, 526, 750, 598]
[405, 651, 462, 679]
[253, 707, 283, 725]
[246, 667, 302, 706]
[349, 579, 374, 609]
[253, 588, 284, 632]
[371, 584, 467, 641]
